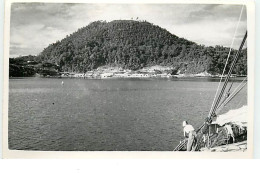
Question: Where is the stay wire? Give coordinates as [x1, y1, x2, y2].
[210, 31, 247, 117]
[216, 82, 247, 114]
[189, 32, 247, 151]
[174, 5, 245, 151]
[208, 5, 245, 118]
[216, 77, 247, 112]
[217, 76, 235, 109]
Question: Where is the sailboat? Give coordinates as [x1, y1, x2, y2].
[173, 30, 248, 152]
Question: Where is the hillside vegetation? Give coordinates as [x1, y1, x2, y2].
[9, 55, 60, 77]
[10, 20, 247, 77]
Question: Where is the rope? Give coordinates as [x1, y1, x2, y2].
[227, 79, 235, 95]
[221, 82, 247, 108]
[210, 31, 247, 118]
[217, 81, 234, 109]
[174, 6, 246, 151]
[188, 33, 247, 151]
[216, 77, 247, 113]
[174, 32, 247, 151]
[218, 75, 237, 110]
[208, 5, 245, 118]
[173, 139, 187, 151]
[218, 77, 247, 107]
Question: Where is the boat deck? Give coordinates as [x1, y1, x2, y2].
[200, 141, 247, 152]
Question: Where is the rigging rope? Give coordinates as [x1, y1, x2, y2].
[216, 77, 247, 113]
[217, 81, 234, 108]
[210, 31, 247, 118]
[208, 5, 245, 118]
[174, 32, 247, 151]
[174, 6, 246, 151]
[173, 140, 187, 151]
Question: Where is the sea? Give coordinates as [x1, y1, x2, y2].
[8, 77, 247, 151]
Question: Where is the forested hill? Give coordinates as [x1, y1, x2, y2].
[35, 20, 247, 75]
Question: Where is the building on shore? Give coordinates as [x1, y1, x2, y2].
[100, 72, 114, 78]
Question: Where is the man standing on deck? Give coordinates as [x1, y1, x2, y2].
[183, 121, 197, 151]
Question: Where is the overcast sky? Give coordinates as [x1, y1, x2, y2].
[10, 3, 247, 58]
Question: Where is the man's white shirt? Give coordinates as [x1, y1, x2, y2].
[184, 124, 195, 134]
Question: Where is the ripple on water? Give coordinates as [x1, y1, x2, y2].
[8, 78, 247, 151]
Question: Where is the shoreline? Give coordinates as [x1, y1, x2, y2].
[9, 64, 247, 80]
[9, 74, 247, 80]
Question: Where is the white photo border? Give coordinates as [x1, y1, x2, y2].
[2, 0, 256, 159]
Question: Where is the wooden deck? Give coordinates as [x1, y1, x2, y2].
[200, 141, 247, 152]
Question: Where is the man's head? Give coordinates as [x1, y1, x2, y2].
[182, 121, 188, 127]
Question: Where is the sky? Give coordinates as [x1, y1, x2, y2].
[10, 3, 247, 58]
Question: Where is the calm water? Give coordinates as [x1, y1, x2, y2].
[8, 77, 247, 151]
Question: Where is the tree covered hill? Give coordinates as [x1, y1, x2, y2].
[14, 20, 247, 76]
[9, 55, 61, 77]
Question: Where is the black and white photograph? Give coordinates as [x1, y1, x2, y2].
[2, 0, 255, 158]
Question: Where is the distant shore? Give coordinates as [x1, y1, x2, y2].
[43, 65, 247, 79]
[9, 73, 247, 81]
[9, 65, 247, 79]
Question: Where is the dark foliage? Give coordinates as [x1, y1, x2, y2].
[9, 55, 60, 77]
[13, 20, 248, 75]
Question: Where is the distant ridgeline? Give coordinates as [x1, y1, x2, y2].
[9, 20, 247, 77]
